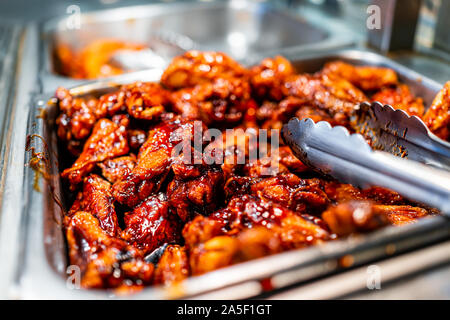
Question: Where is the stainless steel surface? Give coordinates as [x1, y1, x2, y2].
[8, 49, 448, 299]
[347, 260, 450, 299]
[268, 239, 450, 299]
[389, 52, 450, 85]
[354, 101, 450, 171]
[39, 0, 353, 91]
[0, 23, 40, 298]
[109, 49, 167, 72]
[0, 23, 23, 204]
[367, 0, 422, 52]
[109, 30, 196, 71]
[0, 23, 22, 296]
[282, 118, 450, 214]
[433, 0, 450, 55]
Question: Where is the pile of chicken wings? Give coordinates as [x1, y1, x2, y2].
[55, 51, 449, 292]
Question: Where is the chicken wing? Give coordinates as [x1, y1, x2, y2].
[219, 195, 330, 242]
[120, 193, 181, 254]
[98, 154, 136, 184]
[182, 215, 229, 249]
[61, 118, 129, 188]
[121, 82, 169, 120]
[372, 84, 424, 117]
[66, 211, 154, 289]
[423, 81, 450, 140]
[153, 245, 189, 285]
[69, 174, 119, 236]
[170, 76, 252, 125]
[283, 73, 367, 120]
[56, 87, 101, 155]
[322, 200, 389, 236]
[250, 56, 295, 101]
[167, 164, 224, 222]
[188, 194, 330, 275]
[112, 119, 195, 207]
[250, 174, 330, 214]
[161, 51, 247, 89]
[373, 204, 431, 225]
[323, 60, 398, 91]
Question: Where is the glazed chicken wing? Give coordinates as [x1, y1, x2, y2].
[322, 200, 432, 236]
[250, 174, 330, 214]
[372, 204, 431, 226]
[120, 82, 169, 120]
[257, 96, 309, 130]
[423, 81, 450, 140]
[61, 118, 129, 188]
[120, 193, 181, 254]
[161, 51, 247, 89]
[112, 119, 195, 207]
[283, 73, 367, 121]
[250, 56, 295, 101]
[372, 84, 424, 117]
[362, 186, 405, 205]
[154, 245, 190, 285]
[69, 174, 119, 236]
[167, 164, 224, 222]
[323, 60, 398, 91]
[322, 200, 389, 236]
[170, 76, 252, 125]
[217, 195, 330, 243]
[56, 87, 101, 155]
[98, 154, 136, 184]
[66, 211, 154, 289]
[187, 195, 330, 275]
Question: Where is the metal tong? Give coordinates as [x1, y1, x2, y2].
[282, 117, 450, 216]
[353, 101, 450, 171]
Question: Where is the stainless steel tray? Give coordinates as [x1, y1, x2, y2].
[39, 0, 353, 92]
[15, 49, 450, 299]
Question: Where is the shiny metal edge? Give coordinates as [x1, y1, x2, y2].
[13, 48, 450, 299]
[268, 239, 450, 300]
[0, 24, 23, 213]
[0, 23, 40, 298]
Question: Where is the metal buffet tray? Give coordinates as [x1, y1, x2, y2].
[39, 0, 353, 92]
[11, 49, 450, 299]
